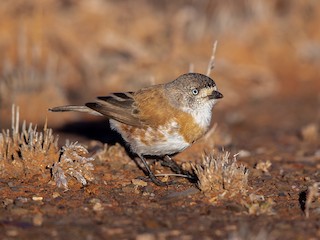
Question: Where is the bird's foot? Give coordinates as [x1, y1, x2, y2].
[161, 155, 196, 181]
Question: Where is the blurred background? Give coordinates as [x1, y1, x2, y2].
[0, 0, 319, 128]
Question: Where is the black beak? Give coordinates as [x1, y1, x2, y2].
[209, 90, 223, 99]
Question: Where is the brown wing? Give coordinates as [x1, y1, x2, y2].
[129, 86, 175, 128]
[85, 92, 143, 127]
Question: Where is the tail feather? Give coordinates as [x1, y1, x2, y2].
[49, 105, 103, 116]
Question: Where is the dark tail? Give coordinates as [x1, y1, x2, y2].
[49, 105, 103, 116]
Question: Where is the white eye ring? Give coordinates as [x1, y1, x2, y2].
[192, 88, 199, 95]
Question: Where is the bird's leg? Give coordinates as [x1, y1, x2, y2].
[137, 154, 167, 186]
[162, 155, 197, 180]
[161, 155, 184, 174]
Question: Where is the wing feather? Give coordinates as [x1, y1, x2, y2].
[86, 92, 142, 127]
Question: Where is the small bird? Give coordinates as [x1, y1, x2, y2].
[50, 73, 223, 186]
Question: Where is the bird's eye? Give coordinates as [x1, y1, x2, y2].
[192, 88, 199, 95]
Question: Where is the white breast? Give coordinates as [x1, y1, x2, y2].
[110, 119, 190, 156]
[183, 101, 215, 130]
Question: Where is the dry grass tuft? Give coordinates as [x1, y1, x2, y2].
[254, 160, 272, 174]
[191, 151, 249, 198]
[243, 193, 276, 215]
[50, 142, 95, 190]
[304, 182, 320, 218]
[0, 105, 95, 188]
[0, 105, 59, 178]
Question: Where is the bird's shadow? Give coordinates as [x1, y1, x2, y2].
[55, 119, 135, 156]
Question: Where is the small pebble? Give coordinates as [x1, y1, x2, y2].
[32, 196, 43, 201]
[136, 233, 156, 240]
[301, 123, 318, 142]
[33, 213, 44, 226]
[52, 192, 61, 199]
[132, 179, 148, 187]
[93, 202, 104, 212]
[6, 229, 18, 237]
[50, 230, 59, 237]
[102, 227, 124, 235]
[14, 197, 28, 206]
[89, 198, 101, 204]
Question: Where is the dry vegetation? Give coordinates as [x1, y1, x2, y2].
[191, 151, 248, 198]
[0, 105, 59, 179]
[0, 105, 95, 189]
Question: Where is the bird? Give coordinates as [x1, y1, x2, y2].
[49, 73, 223, 186]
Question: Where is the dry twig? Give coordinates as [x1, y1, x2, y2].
[206, 40, 218, 77]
